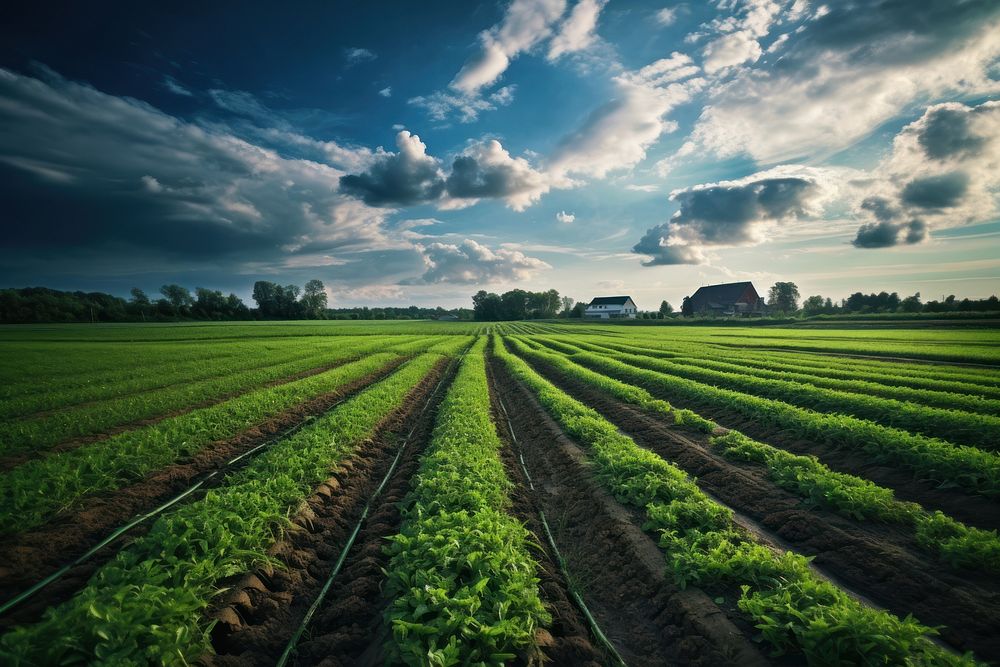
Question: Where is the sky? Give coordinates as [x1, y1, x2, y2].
[0, 0, 998, 309]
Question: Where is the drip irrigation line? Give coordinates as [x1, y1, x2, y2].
[0, 410, 326, 618]
[276, 348, 466, 667]
[495, 391, 628, 667]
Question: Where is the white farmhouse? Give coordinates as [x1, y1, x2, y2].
[584, 295, 639, 319]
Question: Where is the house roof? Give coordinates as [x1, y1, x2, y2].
[690, 282, 756, 305]
[588, 296, 632, 306]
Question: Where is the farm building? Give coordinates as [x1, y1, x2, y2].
[584, 295, 639, 319]
[687, 281, 767, 317]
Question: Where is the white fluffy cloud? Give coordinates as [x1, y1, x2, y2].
[411, 238, 551, 283]
[556, 210, 575, 223]
[549, 55, 703, 178]
[444, 139, 551, 211]
[451, 0, 567, 95]
[548, 0, 607, 60]
[408, 85, 516, 123]
[682, 0, 1000, 163]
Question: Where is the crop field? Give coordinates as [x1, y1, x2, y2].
[0, 320, 998, 666]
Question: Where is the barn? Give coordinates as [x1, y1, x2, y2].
[687, 282, 766, 317]
[584, 296, 639, 319]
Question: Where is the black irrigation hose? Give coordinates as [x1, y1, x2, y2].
[0, 413, 323, 618]
[495, 392, 628, 667]
[276, 350, 465, 667]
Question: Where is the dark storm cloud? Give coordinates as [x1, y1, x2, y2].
[900, 172, 969, 209]
[859, 196, 899, 223]
[0, 66, 406, 283]
[669, 177, 818, 244]
[339, 136, 547, 210]
[631, 225, 704, 266]
[779, 0, 999, 69]
[631, 176, 820, 266]
[852, 218, 927, 248]
[338, 131, 445, 206]
[917, 106, 987, 160]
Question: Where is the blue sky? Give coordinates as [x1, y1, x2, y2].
[0, 0, 998, 308]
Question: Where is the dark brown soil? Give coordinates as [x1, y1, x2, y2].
[0, 358, 407, 632]
[0, 356, 365, 473]
[564, 348, 1000, 534]
[522, 351, 1000, 661]
[488, 352, 771, 667]
[205, 356, 452, 667]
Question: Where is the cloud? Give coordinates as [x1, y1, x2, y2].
[338, 131, 445, 206]
[556, 210, 575, 223]
[344, 47, 377, 65]
[852, 218, 927, 248]
[378, 86, 392, 98]
[162, 75, 192, 97]
[632, 166, 836, 265]
[655, 8, 678, 26]
[703, 30, 762, 73]
[0, 67, 415, 284]
[849, 100, 1000, 247]
[444, 139, 550, 210]
[900, 172, 969, 209]
[450, 0, 567, 95]
[916, 103, 991, 160]
[549, 58, 703, 178]
[339, 132, 550, 210]
[625, 184, 660, 192]
[548, 0, 607, 60]
[408, 85, 516, 123]
[680, 0, 1000, 163]
[409, 238, 551, 284]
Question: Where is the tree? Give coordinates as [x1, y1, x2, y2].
[472, 290, 503, 321]
[129, 288, 150, 306]
[301, 279, 328, 319]
[560, 296, 575, 316]
[252, 281, 280, 318]
[500, 289, 529, 320]
[658, 300, 674, 316]
[901, 292, 922, 313]
[767, 282, 800, 314]
[801, 295, 826, 316]
[681, 296, 693, 317]
[159, 284, 193, 317]
[570, 302, 587, 318]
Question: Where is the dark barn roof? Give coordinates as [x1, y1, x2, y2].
[588, 296, 632, 306]
[688, 282, 762, 313]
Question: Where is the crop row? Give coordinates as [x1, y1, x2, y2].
[0, 352, 404, 535]
[588, 338, 1000, 413]
[554, 337, 1000, 450]
[0, 337, 423, 454]
[533, 337, 1000, 497]
[0, 338, 272, 398]
[0, 352, 446, 664]
[384, 338, 549, 665]
[507, 337, 1000, 572]
[600, 334, 1000, 389]
[0, 335, 409, 420]
[493, 335, 973, 665]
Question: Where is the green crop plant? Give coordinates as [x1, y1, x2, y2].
[0, 352, 445, 665]
[493, 334, 978, 666]
[0, 351, 407, 535]
[531, 338, 1000, 497]
[384, 338, 550, 665]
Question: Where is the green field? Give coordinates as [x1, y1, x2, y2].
[0, 321, 998, 666]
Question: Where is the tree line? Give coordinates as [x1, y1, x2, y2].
[0, 281, 470, 324]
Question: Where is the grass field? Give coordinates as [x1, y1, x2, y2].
[0, 320, 998, 666]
